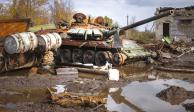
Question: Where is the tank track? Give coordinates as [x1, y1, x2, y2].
[57, 46, 127, 66]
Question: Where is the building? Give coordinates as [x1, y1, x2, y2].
[155, 6, 194, 42]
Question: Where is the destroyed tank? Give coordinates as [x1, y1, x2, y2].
[58, 11, 175, 66]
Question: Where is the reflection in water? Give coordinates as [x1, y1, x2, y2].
[0, 69, 30, 76]
[106, 79, 194, 112]
[0, 88, 49, 104]
[0, 103, 16, 110]
[106, 95, 135, 112]
[107, 88, 144, 112]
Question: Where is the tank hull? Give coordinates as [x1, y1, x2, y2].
[59, 38, 151, 66]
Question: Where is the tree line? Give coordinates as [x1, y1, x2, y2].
[0, 0, 74, 25]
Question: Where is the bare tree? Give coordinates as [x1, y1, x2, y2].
[50, 0, 74, 23]
[0, 0, 74, 25]
[130, 16, 137, 30]
[6, 0, 49, 25]
[0, 4, 5, 15]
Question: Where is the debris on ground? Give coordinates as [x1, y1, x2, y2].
[159, 40, 191, 55]
[142, 39, 194, 71]
[143, 40, 192, 59]
[29, 67, 39, 75]
[160, 52, 172, 59]
[77, 67, 108, 76]
[156, 86, 194, 105]
[108, 69, 119, 81]
[55, 68, 78, 76]
[57, 62, 120, 81]
[48, 88, 108, 107]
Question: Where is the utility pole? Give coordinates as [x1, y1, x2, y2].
[126, 14, 129, 38]
[127, 15, 129, 25]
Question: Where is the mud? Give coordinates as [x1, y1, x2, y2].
[160, 52, 194, 69]
[2, 102, 107, 112]
[156, 86, 194, 105]
[0, 68, 126, 112]
[183, 103, 194, 112]
[0, 61, 194, 112]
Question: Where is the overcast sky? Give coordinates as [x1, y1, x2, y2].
[1, 0, 194, 30]
[71, 0, 194, 30]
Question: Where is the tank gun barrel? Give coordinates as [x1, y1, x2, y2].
[104, 10, 174, 37]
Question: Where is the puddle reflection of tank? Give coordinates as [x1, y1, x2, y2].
[58, 11, 175, 66]
[109, 88, 144, 112]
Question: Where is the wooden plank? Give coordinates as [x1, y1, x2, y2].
[0, 18, 30, 37]
[56, 68, 78, 76]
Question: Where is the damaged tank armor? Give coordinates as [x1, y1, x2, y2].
[0, 9, 177, 72]
[58, 11, 175, 66]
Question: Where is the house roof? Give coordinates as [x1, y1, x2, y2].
[156, 6, 194, 14]
[155, 6, 194, 17]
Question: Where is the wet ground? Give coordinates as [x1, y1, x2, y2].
[0, 62, 194, 112]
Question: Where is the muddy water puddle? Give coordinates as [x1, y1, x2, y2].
[0, 69, 30, 77]
[106, 64, 194, 112]
[106, 79, 194, 112]
[0, 88, 50, 111]
[0, 64, 194, 112]
[0, 88, 49, 104]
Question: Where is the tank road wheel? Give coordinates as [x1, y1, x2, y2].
[106, 51, 113, 63]
[72, 49, 83, 63]
[95, 51, 109, 66]
[83, 50, 95, 64]
[61, 49, 72, 63]
[113, 53, 127, 66]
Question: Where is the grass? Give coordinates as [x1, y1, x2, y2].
[126, 29, 155, 44]
[28, 23, 57, 32]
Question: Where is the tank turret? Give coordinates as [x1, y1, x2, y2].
[67, 10, 174, 40]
